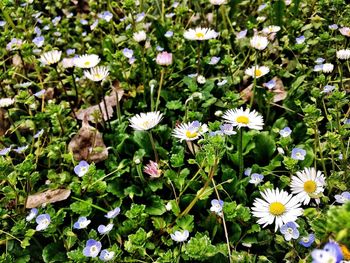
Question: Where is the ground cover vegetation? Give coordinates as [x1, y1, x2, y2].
[0, 0, 350, 262]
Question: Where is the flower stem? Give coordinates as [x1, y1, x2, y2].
[71, 196, 108, 213]
[155, 69, 165, 112]
[148, 131, 159, 162]
[115, 86, 122, 123]
[249, 51, 258, 108]
[238, 128, 244, 180]
[54, 66, 77, 119]
[71, 72, 79, 104]
[196, 41, 201, 75]
[211, 178, 232, 263]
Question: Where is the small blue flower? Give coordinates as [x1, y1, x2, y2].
[280, 221, 299, 241]
[335, 191, 350, 204]
[249, 173, 264, 185]
[210, 199, 224, 214]
[74, 161, 90, 177]
[299, 233, 315, 247]
[73, 216, 91, 229]
[244, 168, 252, 176]
[329, 24, 338, 30]
[34, 90, 46, 98]
[80, 19, 88, 25]
[97, 223, 114, 235]
[83, 239, 102, 258]
[34, 26, 41, 36]
[313, 64, 323, 72]
[217, 79, 228, 86]
[322, 85, 335, 93]
[220, 123, 237, 135]
[156, 46, 164, 51]
[236, 29, 247, 39]
[122, 48, 134, 59]
[34, 129, 44, 139]
[315, 57, 325, 64]
[26, 208, 38, 221]
[105, 207, 121, 219]
[165, 13, 175, 18]
[99, 249, 115, 261]
[90, 19, 99, 30]
[258, 3, 267, 12]
[66, 49, 76, 56]
[279, 127, 292, 137]
[13, 145, 28, 153]
[52, 16, 61, 26]
[36, 214, 51, 231]
[296, 35, 305, 44]
[135, 12, 145, 22]
[0, 147, 12, 156]
[263, 79, 276, 90]
[312, 241, 343, 263]
[98, 11, 113, 22]
[0, 21, 6, 27]
[291, 148, 306, 160]
[344, 118, 350, 125]
[164, 31, 174, 38]
[33, 36, 44, 48]
[208, 56, 220, 65]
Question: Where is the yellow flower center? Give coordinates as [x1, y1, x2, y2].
[236, 116, 249, 124]
[303, 180, 317, 193]
[95, 73, 102, 79]
[185, 130, 198, 138]
[195, 32, 205, 39]
[254, 69, 262, 77]
[84, 61, 90, 66]
[269, 202, 286, 216]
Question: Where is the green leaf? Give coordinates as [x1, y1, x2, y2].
[253, 132, 276, 164]
[145, 196, 166, 216]
[176, 215, 194, 232]
[42, 243, 67, 263]
[70, 198, 93, 216]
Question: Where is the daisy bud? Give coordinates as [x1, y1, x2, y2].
[156, 51, 173, 66]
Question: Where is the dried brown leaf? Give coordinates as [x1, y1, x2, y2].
[76, 83, 124, 123]
[26, 189, 71, 208]
[68, 116, 108, 163]
[240, 77, 287, 103]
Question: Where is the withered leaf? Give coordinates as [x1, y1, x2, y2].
[240, 77, 287, 103]
[68, 115, 108, 163]
[26, 189, 71, 208]
[76, 82, 124, 123]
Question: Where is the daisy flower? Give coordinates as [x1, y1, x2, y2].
[133, 30, 147, 42]
[251, 188, 303, 231]
[84, 66, 109, 82]
[129, 111, 163, 131]
[290, 167, 326, 205]
[73, 54, 100, 68]
[339, 27, 350, 37]
[222, 107, 264, 130]
[250, 35, 269, 50]
[39, 50, 62, 65]
[209, 0, 227, 5]
[170, 230, 189, 242]
[0, 98, 15, 108]
[245, 65, 270, 78]
[322, 63, 334, 73]
[144, 160, 162, 178]
[262, 25, 281, 34]
[183, 27, 218, 41]
[337, 49, 350, 60]
[172, 121, 208, 141]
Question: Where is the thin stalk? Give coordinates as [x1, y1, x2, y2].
[314, 125, 327, 177]
[5, 109, 22, 144]
[115, 87, 122, 123]
[155, 69, 165, 111]
[338, 63, 343, 90]
[136, 163, 146, 183]
[148, 131, 159, 162]
[238, 128, 244, 180]
[71, 196, 108, 213]
[249, 51, 258, 108]
[93, 87, 107, 130]
[212, 179, 232, 263]
[196, 42, 201, 75]
[54, 66, 77, 119]
[178, 160, 218, 218]
[0, 230, 22, 243]
[71, 73, 79, 104]
[100, 83, 111, 130]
